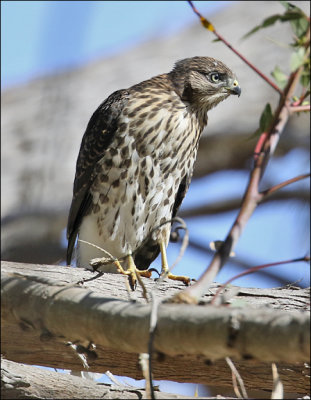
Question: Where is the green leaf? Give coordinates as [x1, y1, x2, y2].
[259, 103, 274, 133]
[300, 71, 310, 89]
[242, 14, 282, 39]
[271, 65, 288, 89]
[262, 14, 283, 27]
[250, 103, 274, 139]
[242, 1, 308, 40]
[290, 16, 309, 38]
[279, 2, 308, 37]
[290, 47, 305, 71]
[279, 1, 307, 16]
[279, 0, 290, 10]
[280, 10, 306, 22]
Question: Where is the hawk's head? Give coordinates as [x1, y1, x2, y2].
[169, 56, 241, 111]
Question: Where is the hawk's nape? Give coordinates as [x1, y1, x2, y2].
[67, 56, 241, 287]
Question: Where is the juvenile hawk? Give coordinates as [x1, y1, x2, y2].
[67, 56, 241, 285]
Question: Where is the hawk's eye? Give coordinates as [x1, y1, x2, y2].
[210, 72, 220, 83]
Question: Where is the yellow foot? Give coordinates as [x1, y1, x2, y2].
[90, 255, 151, 290]
[158, 239, 190, 285]
[126, 254, 152, 290]
[160, 271, 191, 285]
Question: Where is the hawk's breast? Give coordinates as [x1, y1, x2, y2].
[77, 90, 203, 269]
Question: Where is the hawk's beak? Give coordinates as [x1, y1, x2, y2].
[226, 79, 241, 97]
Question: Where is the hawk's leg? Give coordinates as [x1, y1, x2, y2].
[126, 254, 152, 289]
[159, 239, 190, 285]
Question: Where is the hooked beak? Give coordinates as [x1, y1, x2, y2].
[226, 79, 241, 97]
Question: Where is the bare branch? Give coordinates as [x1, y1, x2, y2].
[290, 104, 310, 113]
[260, 173, 310, 199]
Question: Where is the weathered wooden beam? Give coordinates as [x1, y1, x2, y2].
[1, 261, 310, 394]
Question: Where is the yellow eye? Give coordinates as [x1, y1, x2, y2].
[210, 73, 220, 83]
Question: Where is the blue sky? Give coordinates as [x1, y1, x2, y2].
[1, 1, 228, 89]
[2, 1, 310, 289]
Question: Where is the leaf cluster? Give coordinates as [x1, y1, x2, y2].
[246, 1, 310, 135]
[243, 1, 308, 40]
[244, 1, 310, 91]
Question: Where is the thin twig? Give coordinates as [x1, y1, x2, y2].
[291, 89, 310, 106]
[289, 104, 310, 113]
[139, 353, 152, 399]
[135, 270, 149, 302]
[78, 239, 116, 262]
[271, 363, 284, 399]
[67, 342, 89, 370]
[225, 357, 248, 399]
[211, 256, 310, 305]
[169, 217, 189, 271]
[147, 292, 162, 400]
[105, 370, 126, 386]
[260, 173, 310, 199]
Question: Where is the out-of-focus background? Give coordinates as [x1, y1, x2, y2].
[1, 1, 310, 396]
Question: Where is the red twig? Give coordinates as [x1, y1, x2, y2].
[211, 255, 310, 305]
[253, 132, 268, 162]
[291, 89, 310, 106]
[187, 1, 283, 95]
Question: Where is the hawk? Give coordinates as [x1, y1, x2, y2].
[66, 56, 241, 286]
